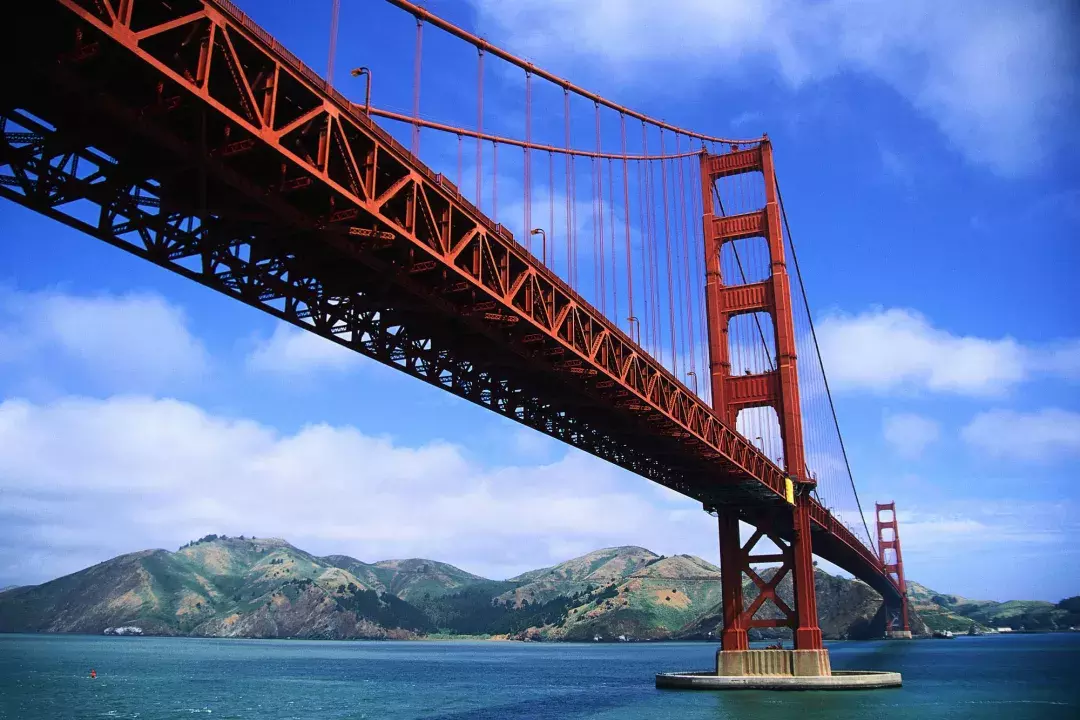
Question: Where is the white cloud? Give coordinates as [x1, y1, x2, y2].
[469, 0, 1078, 175]
[0, 396, 717, 586]
[246, 321, 360, 377]
[0, 287, 207, 390]
[961, 408, 1080, 462]
[246, 323, 362, 375]
[891, 500, 1075, 555]
[817, 307, 1078, 396]
[879, 499, 1078, 600]
[883, 412, 940, 459]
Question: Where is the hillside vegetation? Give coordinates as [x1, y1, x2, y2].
[2, 536, 1074, 641]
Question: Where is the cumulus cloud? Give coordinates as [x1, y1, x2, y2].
[890, 500, 1075, 555]
[246, 323, 362, 375]
[0, 286, 207, 391]
[883, 413, 940, 459]
[817, 307, 1078, 396]
[961, 408, 1080, 462]
[884, 499, 1078, 600]
[469, 0, 1078, 175]
[0, 396, 718, 586]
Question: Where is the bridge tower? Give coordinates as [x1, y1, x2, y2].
[700, 139, 828, 676]
[876, 502, 912, 638]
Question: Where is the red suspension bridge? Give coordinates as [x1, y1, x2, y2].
[0, 0, 911, 674]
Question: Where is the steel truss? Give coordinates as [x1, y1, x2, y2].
[0, 0, 902, 609]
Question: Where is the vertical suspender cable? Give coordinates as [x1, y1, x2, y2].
[493, 140, 498, 222]
[671, 154, 689, 383]
[456, 134, 463, 191]
[620, 114, 634, 337]
[608, 157, 618, 318]
[690, 152, 710, 402]
[524, 71, 532, 252]
[659, 130, 677, 374]
[327, 0, 340, 85]
[548, 150, 555, 268]
[645, 127, 661, 353]
[591, 155, 599, 307]
[411, 17, 423, 157]
[675, 135, 694, 387]
[571, 154, 579, 288]
[564, 88, 574, 285]
[594, 103, 606, 314]
[641, 124, 655, 351]
[476, 49, 484, 211]
[636, 155, 650, 352]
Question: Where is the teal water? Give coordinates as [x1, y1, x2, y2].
[1, 634, 1078, 719]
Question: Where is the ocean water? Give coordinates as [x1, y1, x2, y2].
[1, 633, 1078, 719]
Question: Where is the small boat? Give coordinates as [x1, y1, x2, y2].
[932, 630, 955, 639]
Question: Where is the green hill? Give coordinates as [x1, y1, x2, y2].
[501, 546, 659, 607]
[0, 535, 432, 638]
[316, 555, 486, 601]
[2, 537, 1072, 641]
[907, 581, 1080, 633]
[542, 554, 724, 641]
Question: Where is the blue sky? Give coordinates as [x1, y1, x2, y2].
[1, 0, 1078, 602]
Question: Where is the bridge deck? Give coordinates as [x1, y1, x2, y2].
[0, 0, 900, 604]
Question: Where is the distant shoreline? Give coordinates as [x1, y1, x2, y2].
[7, 629, 1076, 643]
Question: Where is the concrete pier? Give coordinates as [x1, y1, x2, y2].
[656, 648, 902, 691]
[886, 630, 913, 639]
[717, 649, 832, 677]
[656, 670, 903, 690]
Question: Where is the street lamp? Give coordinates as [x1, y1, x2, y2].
[627, 315, 640, 344]
[687, 370, 697, 394]
[350, 67, 372, 114]
[530, 227, 546, 265]
[755, 436, 764, 452]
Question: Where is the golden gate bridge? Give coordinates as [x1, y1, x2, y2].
[0, 0, 911, 683]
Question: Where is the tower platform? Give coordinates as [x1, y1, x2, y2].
[656, 649, 902, 691]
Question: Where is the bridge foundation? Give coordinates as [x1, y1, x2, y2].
[717, 648, 831, 677]
[655, 669, 902, 691]
[657, 643, 902, 691]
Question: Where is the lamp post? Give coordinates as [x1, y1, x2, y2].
[530, 227, 546, 265]
[627, 315, 640, 344]
[350, 67, 372, 114]
[755, 436, 764, 452]
[687, 370, 697, 394]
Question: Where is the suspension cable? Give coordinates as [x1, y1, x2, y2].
[778, 180, 875, 553]
[382, 0, 763, 146]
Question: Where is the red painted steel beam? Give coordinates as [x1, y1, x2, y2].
[706, 147, 763, 177]
[714, 211, 766, 242]
[718, 282, 772, 316]
[11, 0, 787, 498]
[0, 0, 902, 608]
